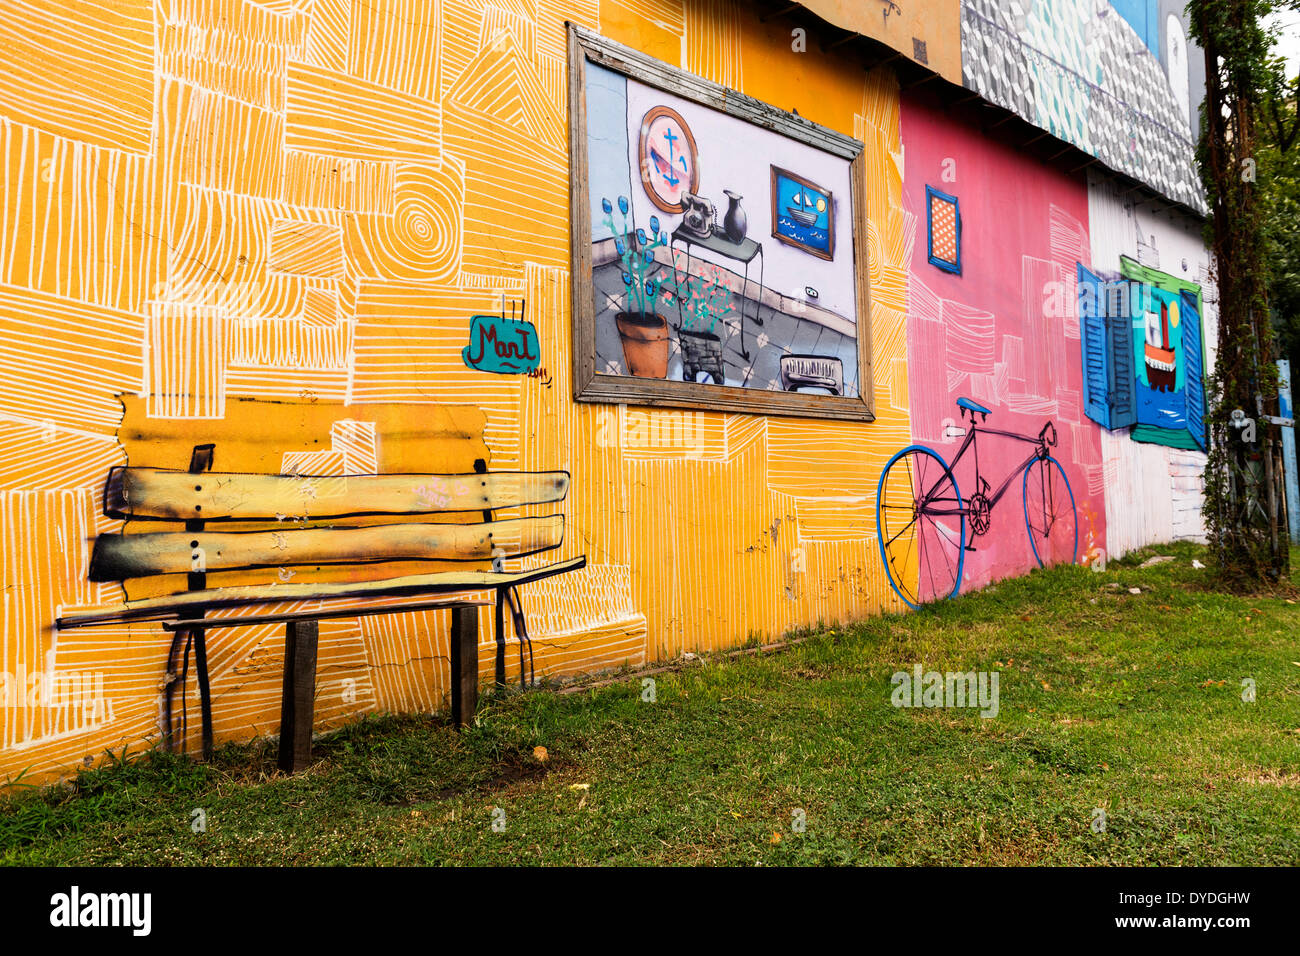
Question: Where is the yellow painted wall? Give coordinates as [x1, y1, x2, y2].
[0, 0, 912, 784]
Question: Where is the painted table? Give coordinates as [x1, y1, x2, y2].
[669, 227, 765, 362]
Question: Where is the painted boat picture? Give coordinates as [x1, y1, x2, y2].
[786, 191, 820, 226]
[771, 166, 834, 260]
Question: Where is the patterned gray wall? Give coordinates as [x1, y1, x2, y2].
[961, 0, 1206, 214]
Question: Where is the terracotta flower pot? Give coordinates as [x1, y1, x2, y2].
[616, 311, 669, 378]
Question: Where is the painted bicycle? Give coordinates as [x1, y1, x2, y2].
[876, 397, 1078, 608]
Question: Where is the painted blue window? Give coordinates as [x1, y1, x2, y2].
[926, 185, 961, 275]
[1180, 290, 1207, 450]
[1077, 264, 1110, 426]
[1077, 263, 1136, 430]
[1108, 281, 1138, 429]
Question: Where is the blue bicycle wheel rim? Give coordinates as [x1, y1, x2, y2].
[876, 444, 966, 609]
[1021, 454, 1078, 568]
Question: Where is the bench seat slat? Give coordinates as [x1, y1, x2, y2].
[161, 597, 492, 632]
[57, 556, 587, 628]
[106, 467, 570, 520]
[89, 515, 564, 580]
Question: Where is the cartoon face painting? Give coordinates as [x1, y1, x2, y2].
[1142, 289, 1180, 392]
[638, 105, 699, 213]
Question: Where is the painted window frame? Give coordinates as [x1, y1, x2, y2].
[926, 185, 961, 275]
[1119, 256, 1207, 450]
[567, 23, 875, 422]
[1077, 258, 1207, 451]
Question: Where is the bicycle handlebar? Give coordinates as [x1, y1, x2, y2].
[1039, 422, 1057, 448]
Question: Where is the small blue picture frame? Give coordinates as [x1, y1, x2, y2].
[771, 165, 835, 260]
[926, 185, 962, 275]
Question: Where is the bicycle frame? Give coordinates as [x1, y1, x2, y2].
[876, 412, 1076, 610]
[920, 418, 1048, 520]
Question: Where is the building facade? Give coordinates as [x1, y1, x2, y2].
[0, 0, 1212, 782]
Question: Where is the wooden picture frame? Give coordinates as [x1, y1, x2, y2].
[568, 22, 874, 422]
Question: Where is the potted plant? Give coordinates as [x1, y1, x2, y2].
[673, 259, 734, 385]
[601, 196, 670, 378]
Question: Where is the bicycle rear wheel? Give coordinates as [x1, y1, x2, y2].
[876, 445, 966, 609]
[1022, 454, 1078, 568]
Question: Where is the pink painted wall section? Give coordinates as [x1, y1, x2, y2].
[900, 91, 1108, 591]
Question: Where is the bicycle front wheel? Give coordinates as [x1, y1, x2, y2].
[876, 445, 966, 609]
[1022, 454, 1078, 568]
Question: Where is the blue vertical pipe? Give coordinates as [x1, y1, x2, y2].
[1277, 360, 1300, 545]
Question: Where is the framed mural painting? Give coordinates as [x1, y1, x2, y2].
[567, 23, 874, 421]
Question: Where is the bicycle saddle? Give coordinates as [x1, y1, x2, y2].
[956, 397, 991, 417]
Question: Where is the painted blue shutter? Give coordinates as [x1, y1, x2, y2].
[1180, 290, 1207, 450]
[1077, 264, 1111, 428]
[1106, 280, 1138, 429]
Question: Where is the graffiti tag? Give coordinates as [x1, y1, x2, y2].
[462, 299, 540, 375]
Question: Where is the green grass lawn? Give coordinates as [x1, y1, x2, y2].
[3, 542, 1299, 866]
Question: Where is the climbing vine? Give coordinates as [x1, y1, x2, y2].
[1189, 0, 1296, 587]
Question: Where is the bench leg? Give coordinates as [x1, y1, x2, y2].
[278, 619, 318, 773]
[494, 589, 506, 687]
[162, 632, 186, 753]
[450, 604, 478, 729]
[193, 627, 214, 761]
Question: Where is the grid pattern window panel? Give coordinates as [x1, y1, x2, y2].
[926, 185, 961, 275]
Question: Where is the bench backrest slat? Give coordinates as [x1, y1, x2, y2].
[107, 468, 570, 521]
[60, 556, 587, 628]
[89, 515, 564, 581]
